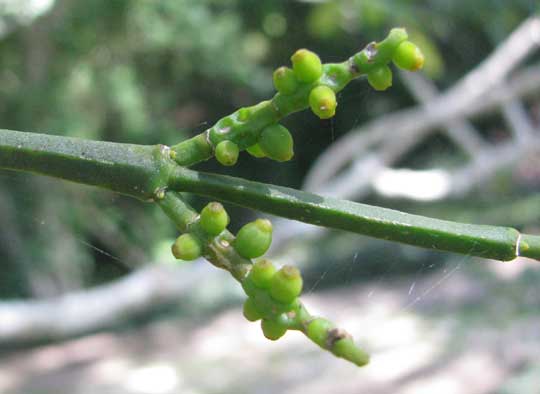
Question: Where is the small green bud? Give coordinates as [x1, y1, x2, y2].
[306, 318, 334, 348]
[273, 66, 298, 95]
[291, 49, 322, 83]
[215, 140, 239, 166]
[309, 85, 337, 119]
[237, 107, 250, 122]
[246, 143, 266, 158]
[200, 202, 229, 236]
[261, 318, 287, 341]
[332, 337, 370, 367]
[243, 298, 262, 322]
[248, 259, 276, 289]
[392, 41, 424, 72]
[269, 265, 303, 304]
[234, 219, 273, 259]
[258, 124, 294, 162]
[367, 65, 392, 91]
[171, 233, 202, 261]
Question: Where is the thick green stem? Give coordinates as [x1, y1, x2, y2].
[2, 128, 539, 261]
[170, 167, 540, 261]
[0, 129, 173, 201]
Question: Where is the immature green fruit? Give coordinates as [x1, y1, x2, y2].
[291, 49, 322, 83]
[171, 233, 202, 261]
[246, 143, 266, 158]
[241, 275, 258, 298]
[215, 140, 239, 166]
[273, 66, 298, 95]
[333, 337, 370, 367]
[258, 124, 294, 162]
[248, 259, 276, 289]
[243, 298, 262, 322]
[309, 85, 337, 119]
[200, 202, 229, 236]
[367, 65, 392, 91]
[261, 318, 287, 340]
[234, 219, 273, 259]
[392, 41, 424, 71]
[269, 265, 303, 304]
[306, 318, 334, 348]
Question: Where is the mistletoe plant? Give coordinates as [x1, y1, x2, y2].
[1, 28, 539, 367]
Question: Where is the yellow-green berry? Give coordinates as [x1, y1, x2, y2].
[392, 41, 424, 72]
[215, 140, 239, 166]
[258, 124, 294, 162]
[269, 265, 303, 304]
[246, 143, 266, 158]
[243, 298, 262, 322]
[200, 202, 229, 236]
[273, 66, 298, 95]
[291, 49, 322, 83]
[309, 85, 337, 119]
[241, 275, 258, 297]
[332, 337, 370, 367]
[306, 317, 334, 348]
[234, 219, 273, 259]
[261, 318, 287, 340]
[248, 259, 276, 289]
[367, 65, 392, 91]
[171, 233, 202, 261]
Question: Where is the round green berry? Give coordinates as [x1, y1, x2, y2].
[332, 338, 370, 366]
[200, 202, 229, 236]
[258, 124, 294, 162]
[261, 318, 287, 340]
[273, 66, 298, 95]
[246, 143, 266, 158]
[215, 140, 239, 166]
[243, 298, 262, 322]
[241, 275, 258, 297]
[291, 49, 322, 83]
[392, 41, 424, 72]
[306, 318, 334, 348]
[367, 65, 392, 91]
[269, 265, 303, 304]
[248, 259, 276, 289]
[309, 85, 337, 119]
[234, 219, 273, 259]
[171, 233, 202, 261]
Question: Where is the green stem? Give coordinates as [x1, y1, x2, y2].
[170, 28, 409, 167]
[2, 128, 538, 261]
[170, 167, 540, 261]
[0, 128, 173, 201]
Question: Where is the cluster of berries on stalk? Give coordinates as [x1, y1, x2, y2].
[169, 201, 369, 366]
[213, 37, 424, 168]
[169, 31, 425, 366]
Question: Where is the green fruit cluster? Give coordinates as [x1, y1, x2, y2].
[241, 260, 304, 341]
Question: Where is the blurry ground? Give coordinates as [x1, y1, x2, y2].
[0, 257, 539, 394]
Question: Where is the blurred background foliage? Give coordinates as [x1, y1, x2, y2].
[0, 0, 538, 303]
